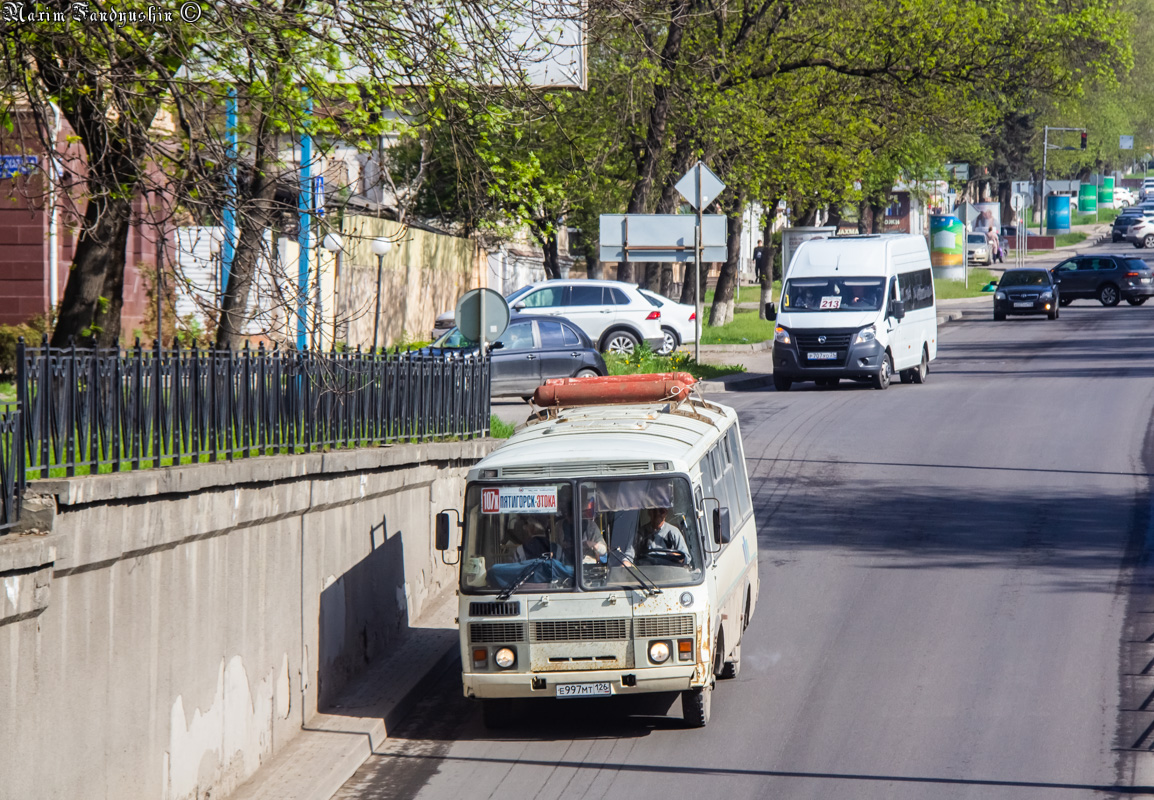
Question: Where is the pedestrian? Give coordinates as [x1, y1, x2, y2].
[986, 227, 1003, 263]
[753, 239, 767, 282]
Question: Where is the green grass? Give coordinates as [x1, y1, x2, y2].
[1055, 232, 1088, 247]
[933, 270, 999, 299]
[701, 309, 776, 344]
[605, 346, 745, 381]
[1072, 208, 1120, 225]
[489, 415, 516, 439]
[703, 281, 783, 306]
[0, 382, 13, 403]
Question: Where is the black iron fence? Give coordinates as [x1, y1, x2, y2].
[0, 406, 23, 533]
[0, 338, 489, 531]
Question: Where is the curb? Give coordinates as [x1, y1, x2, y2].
[694, 340, 773, 354]
[698, 374, 774, 393]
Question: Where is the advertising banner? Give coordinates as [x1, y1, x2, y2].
[930, 215, 964, 268]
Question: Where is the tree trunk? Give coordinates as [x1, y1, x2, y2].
[709, 192, 744, 327]
[216, 110, 281, 349]
[998, 180, 1013, 224]
[870, 200, 888, 233]
[644, 263, 661, 291]
[585, 247, 603, 280]
[826, 203, 844, 233]
[857, 200, 871, 234]
[52, 189, 133, 346]
[660, 264, 674, 298]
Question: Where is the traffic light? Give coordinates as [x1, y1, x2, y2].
[1081, 131, 1088, 150]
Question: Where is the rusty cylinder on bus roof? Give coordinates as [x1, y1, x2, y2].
[531, 373, 697, 407]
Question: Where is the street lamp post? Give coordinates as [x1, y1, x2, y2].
[370, 237, 392, 352]
[321, 233, 344, 348]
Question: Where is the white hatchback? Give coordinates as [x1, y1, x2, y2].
[506, 280, 665, 354]
[638, 289, 699, 354]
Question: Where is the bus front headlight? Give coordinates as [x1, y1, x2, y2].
[854, 325, 876, 344]
[649, 641, 671, 664]
[774, 326, 791, 345]
[494, 647, 516, 669]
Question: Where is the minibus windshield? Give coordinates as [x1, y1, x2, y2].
[783, 277, 885, 311]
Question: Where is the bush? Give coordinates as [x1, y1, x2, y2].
[0, 316, 48, 378]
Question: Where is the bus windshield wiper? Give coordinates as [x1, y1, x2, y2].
[606, 547, 663, 597]
[497, 552, 554, 601]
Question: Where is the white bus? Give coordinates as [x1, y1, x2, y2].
[772, 234, 937, 391]
[436, 376, 759, 728]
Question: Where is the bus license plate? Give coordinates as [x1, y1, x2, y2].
[806, 352, 837, 361]
[556, 682, 612, 698]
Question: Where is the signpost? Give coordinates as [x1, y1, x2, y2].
[455, 288, 510, 351]
[599, 161, 728, 363]
[675, 162, 726, 362]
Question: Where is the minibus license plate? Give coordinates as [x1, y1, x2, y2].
[556, 682, 612, 698]
[1013, 302, 1033, 308]
[807, 352, 837, 361]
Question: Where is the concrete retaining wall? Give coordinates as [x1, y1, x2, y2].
[0, 441, 496, 800]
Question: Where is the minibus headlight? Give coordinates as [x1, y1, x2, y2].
[774, 326, 791, 345]
[494, 647, 516, 669]
[649, 641, 671, 664]
[854, 325, 876, 344]
[995, 291, 1006, 300]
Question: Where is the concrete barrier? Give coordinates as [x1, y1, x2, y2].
[0, 441, 497, 800]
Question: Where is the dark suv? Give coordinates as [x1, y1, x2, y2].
[1051, 255, 1154, 306]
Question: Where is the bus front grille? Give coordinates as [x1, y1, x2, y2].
[634, 615, 695, 638]
[532, 619, 629, 642]
[469, 622, 527, 643]
[469, 601, 521, 617]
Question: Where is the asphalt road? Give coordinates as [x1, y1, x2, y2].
[335, 300, 1154, 799]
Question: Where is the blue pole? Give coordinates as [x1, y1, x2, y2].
[223, 88, 237, 295]
[297, 92, 312, 351]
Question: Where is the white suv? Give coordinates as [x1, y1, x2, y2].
[1127, 217, 1154, 248]
[506, 280, 665, 354]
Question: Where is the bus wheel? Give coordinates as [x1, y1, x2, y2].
[681, 681, 712, 727]
[720, 640, 741, 679]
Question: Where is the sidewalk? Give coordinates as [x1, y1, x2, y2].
[230, 590, 461, 800]
[694, 295, 991, 393]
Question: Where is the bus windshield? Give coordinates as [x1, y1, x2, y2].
[459, 477, 704, 594]
[461, 482, 577, 594]
[577, 477, 704, 590]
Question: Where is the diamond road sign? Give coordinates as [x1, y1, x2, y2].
[675, 162, 726, 210]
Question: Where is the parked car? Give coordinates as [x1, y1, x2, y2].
[503, 279, 665, 354]
[1111, 207, 1154, 241]
[993, 269, 1060, 321]
[428, 313, 607, 397]
[966, 233, 992, 265]
[637, 288, 698, 355]
[1128, 217, 1154, 249]
[1114, 187, 1136, 207]
[1050, 254, 1154, 306]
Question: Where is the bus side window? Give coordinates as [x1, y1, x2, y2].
[727, 426, 752, 519]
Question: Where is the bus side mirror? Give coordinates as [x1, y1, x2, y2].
[435, 512, 452, 551]
[712, 507, 732, 545]
[890, 300, 905, 320]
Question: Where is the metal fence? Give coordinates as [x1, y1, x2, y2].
[0, 406, 24, 532]
[8, 337, 490, 490]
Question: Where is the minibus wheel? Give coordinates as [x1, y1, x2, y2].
[772, 373, 792, 392]
[911, 348, 929, 384]
[871, 353, 892, 390]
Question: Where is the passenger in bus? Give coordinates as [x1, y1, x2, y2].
[621, 507, 691, 566]
[508, 517, 551, 561]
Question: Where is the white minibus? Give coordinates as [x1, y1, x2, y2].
[436, 375, 759, 728]
[771, 234, 937, 391]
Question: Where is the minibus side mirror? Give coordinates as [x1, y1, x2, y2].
[712, 507, 732, 545]
[890, 299, 905, 321]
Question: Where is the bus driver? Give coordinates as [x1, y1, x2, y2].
[621, 507, 692, 566]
